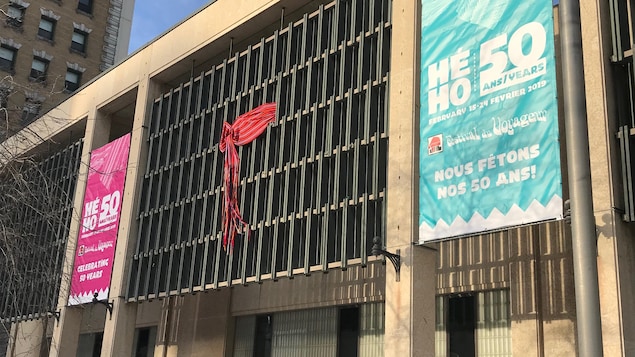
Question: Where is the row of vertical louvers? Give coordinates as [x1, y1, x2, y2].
[128, 0, 392, 300]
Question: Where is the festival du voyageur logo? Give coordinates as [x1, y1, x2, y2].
[428, 134, 443, 155]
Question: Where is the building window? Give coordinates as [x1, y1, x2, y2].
[38, 17, 56, 41]
[70, 29, 88, 54]
[233, 304, 384, 357]
[253, 315, 273, 357]
[447, 295, 476, 357]
[5, 4, 24, 28]
[77, 0, 93, 14]
[436, 290, 512, 357]
[76, 332, 103, 357]
[65, 68, 82, 91]
[0, 46, 17, 73]
[132, 327, 157, 357]
[338, 307, 360, 357]
[21, 99, 41, 125]
[29, 57, 49, 83]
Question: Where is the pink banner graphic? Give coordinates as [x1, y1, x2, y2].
[68, 133, 131, 305]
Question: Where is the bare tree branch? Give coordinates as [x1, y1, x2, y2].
[0, 77, 84, 355]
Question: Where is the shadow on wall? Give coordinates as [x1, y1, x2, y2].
[436, 220, 576, 322]
[231, 261, 386, 315]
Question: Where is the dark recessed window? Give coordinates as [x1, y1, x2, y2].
[447, 295, 476, 357]
[76, 332, 103, 357]
[0, 46, 17, 73]
[338, 307, 360, 357]
[30, 57, 49, 83]
[133, 327, 157, 357]
[253, 315, 273, 357]
[70, 29, 88, 54]
[6, 4, 24, 27]
[77, 0, 93, 14]
[65, 69, 82, 91]
[21, 100, 41, 125]
[38, 17, 56, 41]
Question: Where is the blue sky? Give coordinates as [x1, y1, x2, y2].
[127, 0, 560, 54]
[128, 0, 210, 54]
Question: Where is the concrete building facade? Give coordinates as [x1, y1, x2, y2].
[1, 0, 634, 356]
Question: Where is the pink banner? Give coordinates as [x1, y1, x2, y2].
[68, 133, 131, 305]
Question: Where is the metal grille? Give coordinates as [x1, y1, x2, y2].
[233, 303, 384, 357]
[609, 0, 634, 64]
[359, 303, 385, 356]
[0, 140, 83, 322]
[129, 0, 391, 300]
[610, 0, 635, 220]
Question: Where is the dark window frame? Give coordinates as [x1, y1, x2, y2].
[253, 315, 273, 357]
[29, 56, 49, 84]
[70, 29, 88, 54]
[338, 307, 360, 357]
[5, 4, 25, 28]
[0, 45, 18, 74]
[133, 327, 156, 357]
[447, 295, 476, 357]
[38, 16, 56, 41]
[65, 68, 82, 92]
[77, 331, 103, 357]
[21, 99, 42, 125]
[77, 0, 93, 15]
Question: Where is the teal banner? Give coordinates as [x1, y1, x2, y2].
[419, 0, 562, 242]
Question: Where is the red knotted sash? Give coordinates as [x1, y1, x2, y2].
[219, 103, 276, 249]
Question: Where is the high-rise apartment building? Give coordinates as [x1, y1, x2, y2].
[0, 0, 134, 137]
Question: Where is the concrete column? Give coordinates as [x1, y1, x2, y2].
[7, 320, 45, 357]
[49, 107, 112, 357]
[174, 292, 233, 356]
[385, 0, 437, 356]
[99, 61, 162, 357]
[578, 0, 635, 355]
